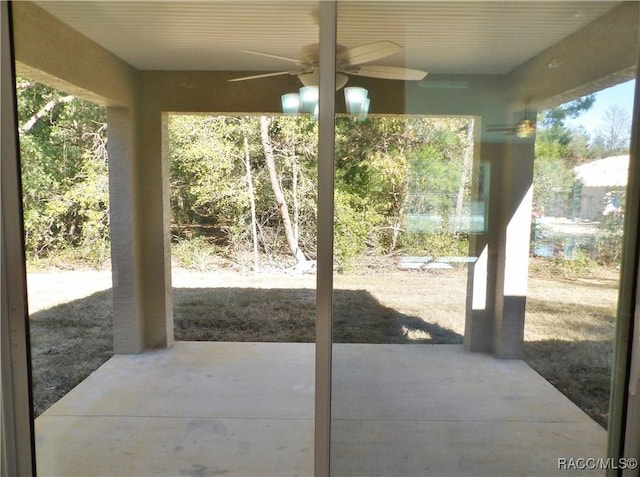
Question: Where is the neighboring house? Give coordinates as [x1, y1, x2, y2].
[574, 155, 628, 221]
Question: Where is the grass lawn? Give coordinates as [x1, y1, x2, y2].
[524, 274, 618, 428]
[28, 264, 618, 428]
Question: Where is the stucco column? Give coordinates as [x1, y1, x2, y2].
[137, 107, 174, 349]
[464, 233, 492, 352]
[464, 141, 505, 353]
[107, 108, 145, 353]
[109, 106, 173, 351]
[464, 115, 493, 353]
[492, 139, 535, 358]
[464, 126, 534, 358]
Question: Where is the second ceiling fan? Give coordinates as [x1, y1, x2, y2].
[229, 40, 428, 89]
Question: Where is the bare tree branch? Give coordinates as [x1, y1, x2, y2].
[15, 80, 34, 90]
[20, 94, 74, 134]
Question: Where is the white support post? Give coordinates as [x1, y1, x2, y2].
[315, 1, 336, 476]
[1, 1, 35, 473]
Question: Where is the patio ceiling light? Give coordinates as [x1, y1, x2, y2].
[515, 119, 536, 138]
[281, 85, 370, 120]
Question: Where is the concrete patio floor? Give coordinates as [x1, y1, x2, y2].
[35, 342, 606, 477]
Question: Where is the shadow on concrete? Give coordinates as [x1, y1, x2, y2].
[29, 286, 462, 415]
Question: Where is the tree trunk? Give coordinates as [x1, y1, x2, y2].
[243, 133, 260, 271]
[259, 116, 307, 266]
[391, 195, 407, 251]
[20, 95, 74, 134]
[456, 119, 474, 217]
[292, 160, 299, 241]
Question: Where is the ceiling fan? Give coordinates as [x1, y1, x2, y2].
[486, 102, 537, 138]
[228, 40, 428, 89]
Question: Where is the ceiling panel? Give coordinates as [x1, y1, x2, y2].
[36, 1, 621, 75]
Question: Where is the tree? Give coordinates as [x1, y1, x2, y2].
[242, 132, 259, 270]
[456, 119, 474, 217]
[168, 115, 247, 236]
[540, 95, 596, 130]
[532, 155, 577, 218]
[334, 116, 472, 253]
[591, 104, 631, 156]
[17, 78, 109, 262]
[533, 96, 596, 217]
[168, 115, 475, 268]
[259, 116, 308, 267]
[168, 115, 319, 268]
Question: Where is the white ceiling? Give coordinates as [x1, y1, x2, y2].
[36, 1, 621, 75]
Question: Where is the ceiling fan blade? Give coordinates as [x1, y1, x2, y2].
[240, 49, 303, 65]
[486, 126, 517, 136]
[337, 41, 403, 66]
[228, 71, 293, 82]
[344, 65, 427, 81]
[486, 120, 536, 137]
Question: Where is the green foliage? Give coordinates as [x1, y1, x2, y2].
[532, 94, 628, 273]
[171, 236, 219, 271]
[20, 86, 477, 271]
[399, 232, 469, 258]
[533, 95, 597, 218]
[169, 115, 476, 268]
[530, 220, 599, 278]
[169, 115, 248, 229]
[533, 98, 600, 219]
[595, 211, 624, 266]
[335, 116, 473, 255]
[334, 116, 415, 192]
[529, 251, 596, 279]
[333, 190, 380, 270]
[539, 95, 596, 129]
[405, 144, 461, 221]
[532, 155, 578, 217]
[18, 78, 109, 264]
[169, 115, 319, 262]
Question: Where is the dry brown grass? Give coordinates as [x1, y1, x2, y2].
[28, 264, 619, 428]
[28, 289, 113, 417]
[524, 273, 618, 428]
[173, 270, 467, 344]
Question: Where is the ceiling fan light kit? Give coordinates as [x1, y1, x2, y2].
[515, 119, 536, 138]
[344, 87, 370, 118]
[280, 86, 321, 117]
[280, 87, 320, 117]
[486, 101, 537, 139]
[281, 85, 369, 120]
[300, 86, 319, 113]
[281, 93, 301, 115]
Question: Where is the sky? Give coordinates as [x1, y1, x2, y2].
[564, 79, 636, 137]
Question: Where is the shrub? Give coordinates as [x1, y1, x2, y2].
[172, 236, 218, 271]
[529, 250, 596, 279]
[27, 241, 111, 271]
[333, 190, 380, 271]
[595, 213, 624, 266]
[399, 231, 469, 258]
